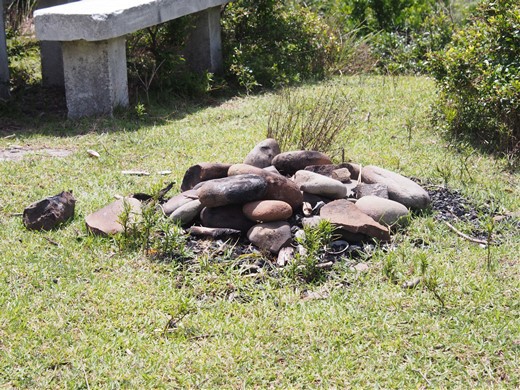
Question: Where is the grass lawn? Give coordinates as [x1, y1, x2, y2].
[0, 76, 519, 388]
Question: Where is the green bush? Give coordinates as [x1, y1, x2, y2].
[302, 0, 477, 74]
[126, 18, 215, 101]
[221, 0, 338, 91]
[429, 0, 520, 154]
[333, 0, 446, 34]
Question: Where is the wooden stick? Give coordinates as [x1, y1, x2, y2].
[444, 221, 489, 245]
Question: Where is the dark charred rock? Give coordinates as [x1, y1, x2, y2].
[23, 191, 76, 231]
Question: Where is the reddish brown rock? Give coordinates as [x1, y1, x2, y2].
[228, 164, 303, 211]
[320, 199, 390, 242]
[85, 198, 142, 236]
[272, 150, 332, 176]
[243, 200, 293, 222]
[181, 163, 232, 191]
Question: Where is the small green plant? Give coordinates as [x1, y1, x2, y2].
[163, 297, 195, 335]
[286, 219, 336, 283]
[115, 198, 144, 252]
[382, 251, 400, 284]
[149, 217, 192, 263]
[434, 160, 453, 188]
[415, 252, 445, 308]
[267, 87, 353, 154]
[134, 103, 147, 119]
[482, 215, 496, 272]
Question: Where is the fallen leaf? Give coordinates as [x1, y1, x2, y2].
[87, 149, 100, 158]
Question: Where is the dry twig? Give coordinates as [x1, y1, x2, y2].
[444, 221, 489, 245]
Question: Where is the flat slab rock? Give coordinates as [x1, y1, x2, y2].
[320, 199, 390, 242]
[247, 221, 292, 254]
[85, 198, 141, 236]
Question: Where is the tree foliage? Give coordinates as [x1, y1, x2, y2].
[430, 0, 520, 154]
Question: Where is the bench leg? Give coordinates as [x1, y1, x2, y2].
[62, 37, 129, 119]
[185, 6, 223, 74]
[0, 0, 10, 100]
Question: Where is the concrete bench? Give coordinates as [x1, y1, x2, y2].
[34, 0, 228, 118]
[0, 0, 10, 100]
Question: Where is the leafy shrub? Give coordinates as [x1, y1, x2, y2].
[286, 219, 336, 283]
[429, 0, 520, 155]
[304, 0, 468, 74]
[370, 10, 455, 73]
[221, 0, 338, 91]
[126, 18, 215, 101]
[5, 30, 40, 88]
[333, 0, 445, 34]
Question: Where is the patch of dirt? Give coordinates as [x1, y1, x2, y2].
[0, 146, 74, 162]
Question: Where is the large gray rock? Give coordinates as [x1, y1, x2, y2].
[320, 199, 390, 242]
[200, 205, 255, 233]
[169, 199, 203, 226]
[293, 170, 347, 199]
[228, 164, 303, 211]
[272, 150, 332, 176]
[197, 174, 268, 208]
[361, 165, 430, 210]
[244, 138, 280, 168]
[355, 196, 410, 228]
[247, 221, 292, 254]
[85, 198, 141, 236]
[23, 191, 76, 230]
[181, 163, 232, 191]
[160, 190, 198, 216]
[243, 200, 293, 222]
